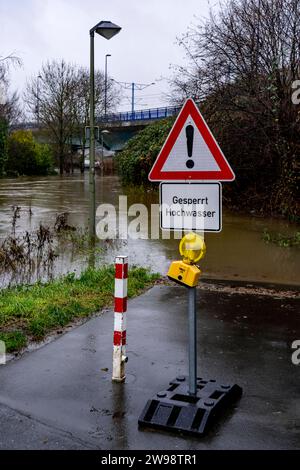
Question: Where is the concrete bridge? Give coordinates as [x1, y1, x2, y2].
[13, 105, 180, 132]
[11, 104, 180, 153]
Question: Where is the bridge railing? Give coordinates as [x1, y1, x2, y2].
[97, 105, 181, 123]
[12, 105, 182, 131]
[10, 122, 38, 130]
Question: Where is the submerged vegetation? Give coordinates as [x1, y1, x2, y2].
[0, 206, 117, 288]
[0, 265, 160, 353]
[0, 207, 79, 285]
[262, 229, 300, 248]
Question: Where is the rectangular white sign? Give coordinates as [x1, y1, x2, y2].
[160, 182, 221, 232]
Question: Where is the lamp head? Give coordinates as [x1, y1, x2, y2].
[91, 21, 121, 39]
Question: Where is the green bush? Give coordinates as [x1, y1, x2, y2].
[6, 130, 54, 176]
[116, 118, 174, 185]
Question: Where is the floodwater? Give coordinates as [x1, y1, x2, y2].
[0, 173, 299, 286]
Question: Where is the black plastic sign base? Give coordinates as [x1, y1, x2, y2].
[138, 376, 242, 437]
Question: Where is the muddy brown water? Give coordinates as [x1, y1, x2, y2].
[0, 173, 299, 287]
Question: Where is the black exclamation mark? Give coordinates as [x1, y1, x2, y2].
[185, 125, 194, 169]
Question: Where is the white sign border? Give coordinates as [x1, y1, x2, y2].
[159, 182, 222, 232]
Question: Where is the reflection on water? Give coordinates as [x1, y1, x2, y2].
[0, 173, 299, 286]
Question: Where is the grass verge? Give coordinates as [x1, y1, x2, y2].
[0, 265, 160, 353]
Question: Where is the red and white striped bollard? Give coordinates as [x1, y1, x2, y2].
[112, 255, 128, 382]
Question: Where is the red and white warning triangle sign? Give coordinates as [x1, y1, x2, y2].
[149, 98, 235, 181]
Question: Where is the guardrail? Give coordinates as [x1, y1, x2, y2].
[12, 105, 182, 131]
[98, 105, 181, 123]
[10, 122, 38, 130]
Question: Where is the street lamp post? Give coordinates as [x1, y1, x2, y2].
[104, 54, 111, 119]
[89, 21, 121, 241]
[101, 129, 110, 174]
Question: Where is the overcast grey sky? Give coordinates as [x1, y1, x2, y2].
[0, 0, 214, 112]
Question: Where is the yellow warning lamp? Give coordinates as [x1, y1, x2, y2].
[179, 232, 206, 264]
[167, 233, 206, 288]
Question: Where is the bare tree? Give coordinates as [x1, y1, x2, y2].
[171, 0, 300, 100]
[0, 53, 22, 85]
[169, 0, 300, 216]
[0, 53, 22, 124]
[0, 91, 21, 125]
[0, 53, 22, 176]
[26, 61, 121, 174]
[25, 60, 78, 175]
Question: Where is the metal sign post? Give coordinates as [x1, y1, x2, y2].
[139, 97, 242, 437]
[139, 232, 242, 436]
[188, 287, 197, 395]
[188, 286, 197, 396]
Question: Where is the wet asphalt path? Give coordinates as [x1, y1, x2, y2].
[0, 284, 299, 449]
